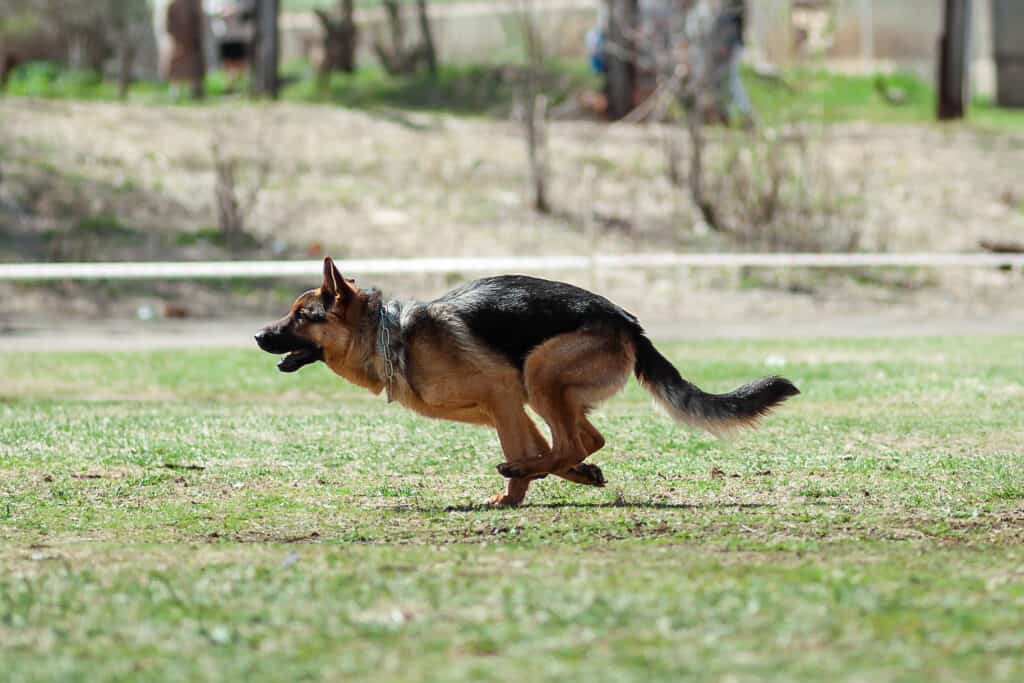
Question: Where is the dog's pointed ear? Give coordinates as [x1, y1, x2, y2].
[321, 256, 355, 306]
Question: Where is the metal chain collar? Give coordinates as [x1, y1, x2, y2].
[379, 307, 396, 403]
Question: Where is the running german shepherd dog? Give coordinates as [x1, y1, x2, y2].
[256, 257, 799, 506]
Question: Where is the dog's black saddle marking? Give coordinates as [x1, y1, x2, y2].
[436, 275, 641, 369]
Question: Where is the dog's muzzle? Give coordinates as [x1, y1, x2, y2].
[255, 328, 323, 373]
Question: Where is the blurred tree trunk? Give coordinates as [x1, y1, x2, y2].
[186, 0, 205, 100]
[252, 0, 281, 99]
[118, 42, 135, 99]
[1, 55, 18, 89]
[938, 0, 971, 120]
[704, 1, 740, 124]
[111, 0, 150, 100]
[314, 0, 358, 85]
[524, 93, 550, 214]
[518, 1, 551, 214]
[686, 102, 720, 231]
[165, 0, 206, 99]
[604, 0, 638, 120]
[416, 0, 438, 76]
[373, 0, 437, 75]
[373, 0, 406, 73]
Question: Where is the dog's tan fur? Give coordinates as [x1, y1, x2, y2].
[259, 258, 799, 506]
[264, 259, 630, 505]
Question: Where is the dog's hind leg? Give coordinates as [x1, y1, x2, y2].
[499, 327, 632, 483]
[576, 416, 606, 457]
[520, 415, 605, 487]
[554, 416, 608, 486]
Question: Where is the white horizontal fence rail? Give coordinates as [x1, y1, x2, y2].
[1, 253, 1023, 281]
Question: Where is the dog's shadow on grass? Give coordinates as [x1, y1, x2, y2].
[436, 501, 773, 513]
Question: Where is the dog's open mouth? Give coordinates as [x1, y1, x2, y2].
[277, 346, 323, 373]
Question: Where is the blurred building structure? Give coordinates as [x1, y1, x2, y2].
[747, 0, 997, 97]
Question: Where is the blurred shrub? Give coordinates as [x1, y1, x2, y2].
[4, 60, 596, 114]
[6, 61, 111, 99]
[4, 61, 243, 101]
[45, 214, 144, 261]
[283, 62, 598, 114]
[705, 127, 866, 252]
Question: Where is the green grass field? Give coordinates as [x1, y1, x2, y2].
[6, 58, 1024, 131]
[2, 336, 1024, 681]
[283, 0, 490, 9]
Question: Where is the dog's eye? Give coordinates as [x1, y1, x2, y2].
[293, 311, 304, 323]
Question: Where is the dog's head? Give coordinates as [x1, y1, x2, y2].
[255, 257, 360, 373]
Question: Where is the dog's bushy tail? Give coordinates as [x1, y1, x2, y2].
[632, 332, 799, 435]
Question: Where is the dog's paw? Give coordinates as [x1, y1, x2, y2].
[484, 493, 524, 507]
[569, 462, 606, 487]
[496, 463, 549, 480]
[496, 462, 527, 479]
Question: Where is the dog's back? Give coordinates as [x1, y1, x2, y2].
[431, 274, 798, 434]
[433, 275, 642, 370]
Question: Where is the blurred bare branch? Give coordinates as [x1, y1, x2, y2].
[211, 142, 271, 251]
[598, 0, 864, 250]
[705, 127, 864, 252]
[515, 0, 551, 214]
[372, 0, 437, 76]
[314, 0, 358, 84]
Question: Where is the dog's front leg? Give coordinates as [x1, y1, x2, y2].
[487, 407, 554, 507]
[485, 477, 534, 508]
